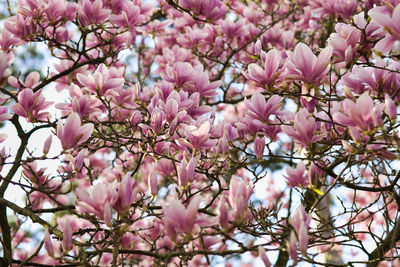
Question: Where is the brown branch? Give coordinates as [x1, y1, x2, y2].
[32, 57, 106, 92]
[367, 219, 400, 267]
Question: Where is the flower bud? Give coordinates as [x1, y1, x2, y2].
[43, 135, 52, 155]
[148, 173, 158, 196]
[254, 136, 265, 159]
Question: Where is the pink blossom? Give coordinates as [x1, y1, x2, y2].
[258, 246, 271, 267]
[111, 173, 138, 213]
[78, 0, 111, 27]
[369, 4, 400, 53]
[243, 49, 283, 89]
[253, 136, 265, 159]
[109, 2, 144, 28]
[284, 162, 308, 188]
[228, 176, 253, 220]
[75, 182, 115, 219]
[245, 92, 283, 122]
[385, 94, 397, 120]
[288, 231, 298, 262]
[0, 52, 11, 82]
[56, 113, 94, 150]
[43, 135, 52, 155]
[282, 109, 323, 148]
[0, 28, 22, 50]
[148, 173, 158, 196]
[43, 230, 54, 257]
[289, 206, 311, 255]
[217, 196, 229, 228]
[0, 106, 12, 122]
[8, 71, 40, 90]
[164, 62, 221, 98]
[162, 197, 201, 239]
[177, 157, 196, 187]
[333, 93, 382, 132]
[285, 43, 332, 84]
[328, 23, 361, 64]
[76, 63, 124, 95]
[4, 14, 40, 41]
[11, 89, 53, 122]
[179, 0, 226, 20]
[183, 121, 218, 151]
[62, 217, 73, 251]
[22, 162, 47, 184]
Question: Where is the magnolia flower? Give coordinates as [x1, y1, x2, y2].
[258, 246, 272, 267]
[11, 89, 53, 122]
[333, 93, 383, 132]
[179, 0, 226, 20]
[245, 92, 283, 122]
[78, 0, 111, 27]
[282, 109, 324, 148]
[285, 43, 332, 84]
[162, 197, 201, 240]
[77, 63, 124, 95]
[254, 136, 265, 159]
[369, 4, 400, 54]
[111, 173, 137, 213]
[57, 113, 94, 150]
[62, 217, 73, 251]
[243, 48, 282, 88]
[228, 176, 253, 220]
[43, 230, 54, 257]
[75, 182, 115, 219]
[288, 205, 311, 257]
[284, 162, 308, 188]
[217, 196, 229, 228]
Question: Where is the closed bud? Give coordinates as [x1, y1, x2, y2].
[44, 230, 54, 257]
[254, 136, 265, 159]
[130, 111, 142, 126]
[148, 173, 158, 196]
[43, 135, 52, 155]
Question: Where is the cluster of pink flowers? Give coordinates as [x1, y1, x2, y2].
[1, 0, 400, 266]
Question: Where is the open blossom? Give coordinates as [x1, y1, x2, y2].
[163, 62, 221, 98]
[162, 197, 201, 240]
[182, 121, 218, 151]
[179, 0, 226, 20]
[333, 93, 384, 132]
[243, 49, 283, 89]
[56, 113, 94, 150]
[328, 23, 361, 64]
[245, 92, 284, 122]
[77, 63, 124, 95]
[75, 182, 115, 219]
[78, 0, 111, 27]
[11, 89, 53, 122]
[284, 162, 308, 188]
[8, 71, 40, 90]
[369, 4, 400, 53]
[110, 173, 138, 213]
[282, 109, 324, 148]
[4, 13, 39, 41]
[285, 43, 332, 84]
